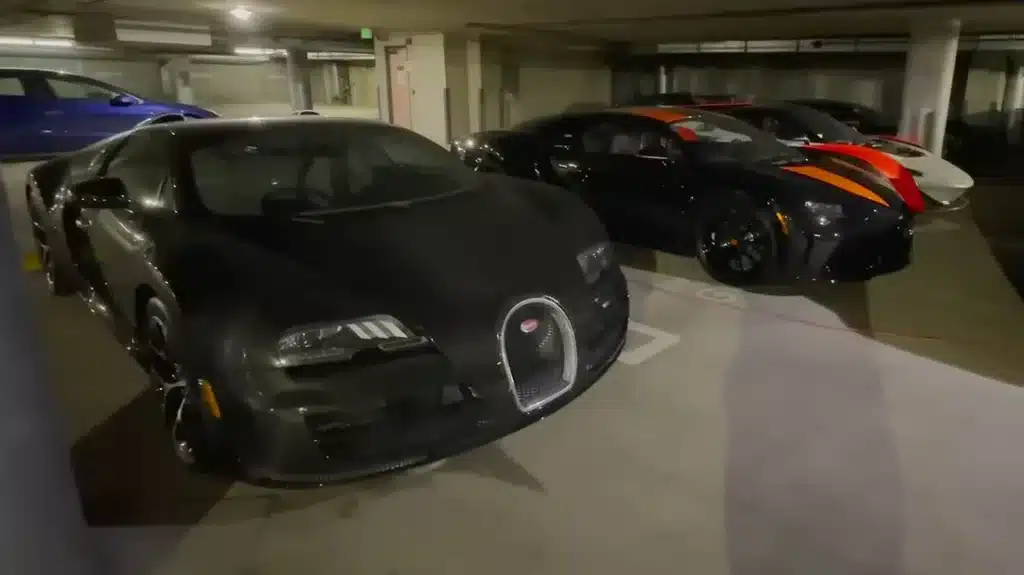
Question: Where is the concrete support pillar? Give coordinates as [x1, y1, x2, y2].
[1004, 60, 1024, 144]
[375, 33, 482, 145]
[0, 172, 101, 575]
[161, 58, 194, 104]
[467, 38, 483, 134]
[898, 19, 960, 154]
[657, 65, 669, 94]
[324, 62, 342, 104]
[285, 49, 313, 111]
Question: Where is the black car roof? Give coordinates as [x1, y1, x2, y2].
[139, 115, 390, 136]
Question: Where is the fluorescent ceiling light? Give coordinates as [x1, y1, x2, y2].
[0, 36, 74, 48]
[307, 51, 375, 61]
[233, 46, 283, 56]
[233, 47, 374, 61]
[229, 5, 253, 21]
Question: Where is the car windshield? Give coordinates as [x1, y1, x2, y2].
[183, 123, 478, 218]
[670, 111, 806, 164]
[785, 105, 869, 144]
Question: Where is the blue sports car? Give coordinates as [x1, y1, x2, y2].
[0, 67, 216, 159]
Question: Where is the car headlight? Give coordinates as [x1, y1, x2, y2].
[804, 201, 844, 226]
[577, 241, 612, 284]
[273, 315, 424, 368]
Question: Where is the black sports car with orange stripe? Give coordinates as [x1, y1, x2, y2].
[452, 106, 914, 285]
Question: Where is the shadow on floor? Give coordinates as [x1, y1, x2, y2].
[971, 185, 1024, 303]
[617, 240, 904, 573]
[612, 215, 1024, 387]
[72, 386, 542, 573]
[71, 390, 234, 526]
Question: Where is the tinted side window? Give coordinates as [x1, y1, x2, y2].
[763, 112, 810, 140]
[0, 72, 26, 96]
[582, 119, 682, 158]
[102, 133, 168, 205]
[538, 118, 583, 153]
[44, 76, 119, 101]
[582, 121, 620, 154]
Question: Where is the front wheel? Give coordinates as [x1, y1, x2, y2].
[34, 231, 74, 296]
[695, 192, 779, 286]
[144, 299, 230, 473]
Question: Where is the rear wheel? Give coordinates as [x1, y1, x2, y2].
[695, 192, 778, 286]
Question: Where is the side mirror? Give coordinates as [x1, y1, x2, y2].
[71, 177, 130, 209]
[110, 94, 136, 107]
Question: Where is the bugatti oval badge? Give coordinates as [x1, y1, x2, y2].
[520, 318, 540, 334]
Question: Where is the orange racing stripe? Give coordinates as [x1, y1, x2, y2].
[782, 165, 889, 208]
[619, 106, 691, 123]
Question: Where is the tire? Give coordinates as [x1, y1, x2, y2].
[694, 191, 779, 286]
[143, 299, 229, 473]
[34, 228, 73, 296]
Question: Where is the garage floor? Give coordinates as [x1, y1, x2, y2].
[7, 159, 1024, 574]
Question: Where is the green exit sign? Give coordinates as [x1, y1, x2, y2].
[360, 28, 372, 40]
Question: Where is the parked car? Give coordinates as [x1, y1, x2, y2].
[714, 102, 971, 209]
[0, 67, 216, 159]
[783, 98, 983, 163]
[452, 107, 914, 285]
[26, 116, 628, 483]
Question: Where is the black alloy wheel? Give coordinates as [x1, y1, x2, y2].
[144, 301, 221, 471]
[696, 194, 777, 285]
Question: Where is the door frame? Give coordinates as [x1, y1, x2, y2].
[384, 45, 412, 129]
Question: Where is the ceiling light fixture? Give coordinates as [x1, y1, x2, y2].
[0, 37, 74, 48]
[229, 5, 253, 21]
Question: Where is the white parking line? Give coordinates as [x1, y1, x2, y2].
[617, 321, 681, 365]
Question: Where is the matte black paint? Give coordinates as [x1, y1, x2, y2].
[454, 110, 914, 283]
[26, 117, 629, 483]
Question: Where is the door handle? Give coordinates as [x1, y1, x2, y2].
[75, 217, 91, 230]
[44, 110, 64, 117]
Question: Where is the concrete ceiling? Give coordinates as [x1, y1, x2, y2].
[3, 0, 1024, 44]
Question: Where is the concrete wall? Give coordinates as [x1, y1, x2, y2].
[445, 36, 471, 141]
[480, 41, 504, 130]
[0, 55, 163, 99]
[665, 54, 905, 123]
[960, 51, 1009, 127]
[347, 63, 378, 108]
[508, 46, 612, 125]
[647, 50, 1020, 130]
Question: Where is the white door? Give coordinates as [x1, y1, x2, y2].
[387, 46, 413, 129]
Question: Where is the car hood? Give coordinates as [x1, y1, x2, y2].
[802, 142, 927, 213]
[198, 178, 602, 342]
[865, 137, 974, 204]
[145, 99, 217, 118]
[704, 156, 905, 212]
[888, 152, 974, 203]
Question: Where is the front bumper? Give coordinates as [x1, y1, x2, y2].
[779, 205, 914, 282]
[223, 272, 630, 485]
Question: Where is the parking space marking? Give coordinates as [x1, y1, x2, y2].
[618, 321, 681, 365]
[695, 286, 743, 306]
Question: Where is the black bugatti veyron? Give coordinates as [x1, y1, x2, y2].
[25, 116, 629, 484]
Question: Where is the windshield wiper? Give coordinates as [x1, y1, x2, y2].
[292, 185, 474, 218]
[294, 200, 414, 217]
